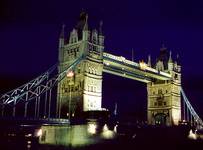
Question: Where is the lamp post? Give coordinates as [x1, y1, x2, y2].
[67, 70, 74, 125]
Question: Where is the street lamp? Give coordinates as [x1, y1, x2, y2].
[67, 70, 74, 125]
[67, 70, 74, 78]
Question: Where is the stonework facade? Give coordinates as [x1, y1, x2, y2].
[57, 12, 104, 118]
[147, 49, 181, 126]
[56, 13, 182, 126]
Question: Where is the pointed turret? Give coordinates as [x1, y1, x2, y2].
[59, 24, 65, 47]
[147, 55, 151, 67]
[176, 53, 181, 72]
[168, 51, 173, 63]
[92, 29, 98, 44]
[98, 20, 104, 46]
[82, 13, 90, 41]
[58, 24, 65, 63]
[168, 51, 173, 71]
[83, 14, 88, 31]
[75, 11, 88, 40]
[176, 53, 180, 64]
[69, 28, 78, 44]
[99, 20, 103, 35]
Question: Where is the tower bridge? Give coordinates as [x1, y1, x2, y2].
[0, 12, 202, 129]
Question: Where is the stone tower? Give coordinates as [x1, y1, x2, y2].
[147, 47, 181, 126]
[57, 12, 104, 118]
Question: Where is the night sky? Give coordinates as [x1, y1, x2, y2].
[0, 0, 203, 119]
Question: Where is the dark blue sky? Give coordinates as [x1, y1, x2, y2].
[0, 0, 203, 118]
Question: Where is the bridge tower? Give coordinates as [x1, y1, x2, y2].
[57, 12, 104, 118]
[147, 47, 181, 126]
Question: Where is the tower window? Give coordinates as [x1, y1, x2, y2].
[158, 101, 162, 106]
[158, 89, 162, 94]
[74, 51, 77, 58]
[154, 102, 157, 106]
[174, 74, 178, 79]
[163, 102, 166, 106]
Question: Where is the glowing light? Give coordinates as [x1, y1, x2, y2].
[101, 124, 115, 139]
[139, 61, 147, 70]
[188, 129, 197, 140]
[172, 109, 181, 125]
[113, 125, 118, 133]
[67, 70, 74, 77]
[103, 124, 108, 132]
[87, 123, 97, 134]
[35, 128, 42, 137]
[25, 133, 32, 137]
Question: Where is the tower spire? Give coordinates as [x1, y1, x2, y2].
[114, 102, 118, 116]
[168, 51, 173, 63]
[58, 24, 65, 63]
[83, 14, 88, 31]
[176, 53, 180, 65]
[60, 24, 65, 39]
[99, 20, 103, 35]
[148, 54, 151, 67]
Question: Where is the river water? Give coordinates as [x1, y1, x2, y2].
[0, 121, 203, 150]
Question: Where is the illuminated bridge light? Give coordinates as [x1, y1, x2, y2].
[67, 70, 74, 77]
[139, 61, 147, 70]
[87, 123, 97, 134]
[35, 128, 42, 137]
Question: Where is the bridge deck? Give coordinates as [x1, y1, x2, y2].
[103, 52, 171, 83]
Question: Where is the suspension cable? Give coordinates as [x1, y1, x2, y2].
[181, 87, 203, 129]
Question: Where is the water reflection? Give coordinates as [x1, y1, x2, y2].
[39, 121, 117, 148]
[3, 121, 203, 150]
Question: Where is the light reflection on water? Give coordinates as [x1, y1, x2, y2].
[3, 122, 203, 150]
[39, 121, 117, 148]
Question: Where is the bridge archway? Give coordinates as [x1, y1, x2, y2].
[154, 113, 167, 126]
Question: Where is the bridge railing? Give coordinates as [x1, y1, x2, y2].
[0, 55, 84, 119]
[0, 64, 57, 105]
